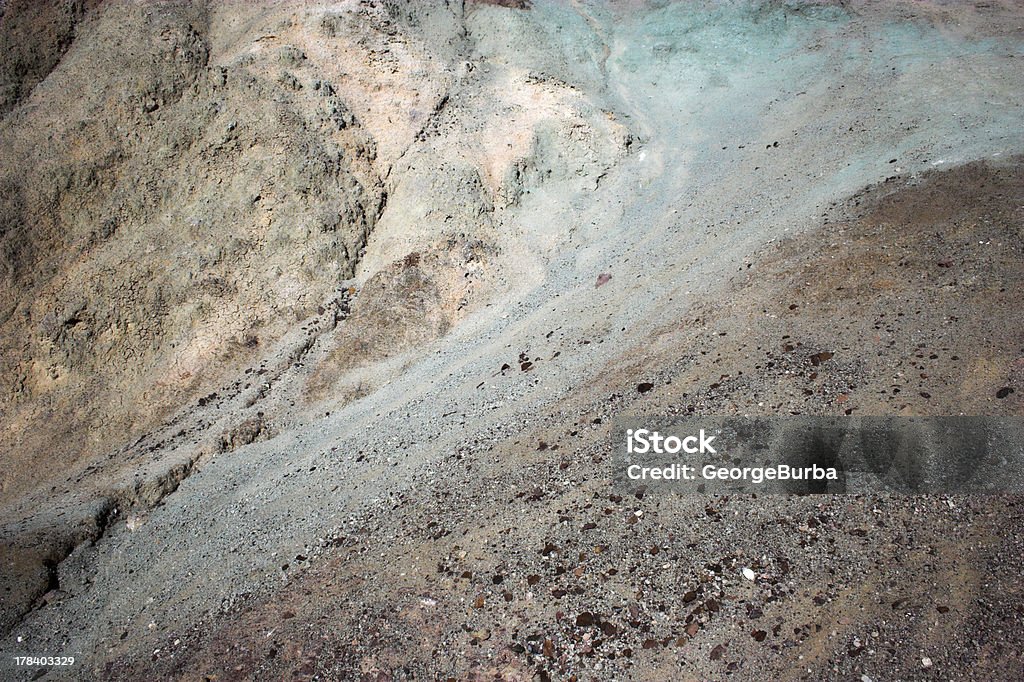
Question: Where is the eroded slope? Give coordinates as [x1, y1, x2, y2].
[0, 1, 1022, 680]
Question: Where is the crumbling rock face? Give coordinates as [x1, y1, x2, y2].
[0, 1, 384, 501]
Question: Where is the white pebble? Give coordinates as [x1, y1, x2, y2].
[742, 567, 756, 581]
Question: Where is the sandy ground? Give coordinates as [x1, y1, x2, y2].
[1, 1, 1023, 680]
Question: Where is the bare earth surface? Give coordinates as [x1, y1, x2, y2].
[0, 1, 1022, 680]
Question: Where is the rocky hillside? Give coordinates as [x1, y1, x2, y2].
[1, 1, 1022, 680]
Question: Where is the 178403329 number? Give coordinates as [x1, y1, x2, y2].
[13, 656, 75, 666]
